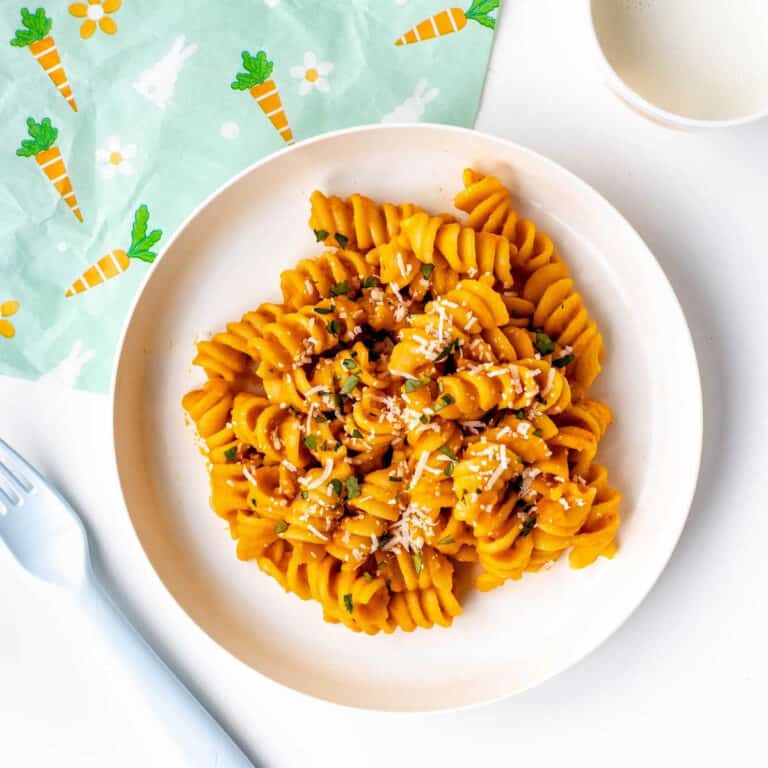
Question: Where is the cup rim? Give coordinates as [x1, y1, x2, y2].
[585, 0, 768, 129]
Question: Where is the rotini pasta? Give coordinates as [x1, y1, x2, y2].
[183, 170, 622, 634]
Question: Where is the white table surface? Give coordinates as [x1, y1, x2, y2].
[2, 1, 767, 765]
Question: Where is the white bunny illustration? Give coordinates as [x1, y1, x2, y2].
[133, 35, 198, 110]
[36, 340, 95, 389]
[381, 79, 439, 123]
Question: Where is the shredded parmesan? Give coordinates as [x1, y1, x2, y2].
[307, 524, 328, 541]
[409, 450, 431, 490]
[300, 459, 335, 489]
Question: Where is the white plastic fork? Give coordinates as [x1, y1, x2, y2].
[0, 438, 254, 767]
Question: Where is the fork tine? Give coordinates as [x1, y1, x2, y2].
[0, 439, 37, 493]
[0, 459, 33, 494]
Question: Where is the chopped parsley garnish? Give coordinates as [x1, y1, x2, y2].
[433, 393, 455, 412]
[343, 593, 353, 613]
[342, 358, 357, 370]
[345, 475, 361, 499]
[533, 428, 543, 437]
[552, 353, 575, 368]
[331, 281, 349, 296]
[313, 228, 329, 242]
[223, 446, 237, 463]
[443, 461, 455, 477]
[341, 374, 360, 394]
[519, 515, 537, 538]
[419, 414, 431, 424]
[334, 233, 349, 249]
[351, 428, 363, 439]
[404, 376, 429, 393]
[434, 338, 460, 362]
[361, 276, 379, 289]
[439, 446, 457, 460]
[303, 434, 317, 449]
[412, 549, 423, 575]
[534, 331, 555, 355]
[363, 572, 373, 583]
[377, 531, 392, 548]
[421, 263, 435, 279]
[438, 536, 454, 546]
[275, 519, 288, 534]
[329, 478, 343, 496]
[326, 319, 340, 334]
[313, 305, 334, 315]
[514, 408, 526, 419]
[300, 489, 309, 500]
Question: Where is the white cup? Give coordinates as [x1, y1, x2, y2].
[586, 0, 768, 129]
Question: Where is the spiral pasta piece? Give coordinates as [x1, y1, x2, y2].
[523, 260, 603, 396]
[309, 190, 422, 251]
[454, 168, 556, 273]
[400, 211, 517, 288]
[280, 249, 374, 309]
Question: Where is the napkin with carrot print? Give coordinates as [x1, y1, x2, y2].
[0, 0, 499, 391]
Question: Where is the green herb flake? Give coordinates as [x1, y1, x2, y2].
[361, 276, 379, 289]
[433, 393, 455, 412]
[346, 476, 361, 499]
[363, 572, 373, 583]
[326, 319, 340, 334]
[533, 428, 543, 437]
[434, 338, 460, 362]
[351, 428, 363, 439]
[412, 549, 424, 575]
[313, 229, 329, 242]
[343, 593, 353, 613]
[419, 414, 431, 424]
[534, 331, 555, 356]
[438, 536, 455, 546]
[313, 306, 333, 315]
[515, 408, 526, 420]
[329, 478, 343, 496]
[552, 353, 575, 368]
[334, 233, 349, 249]
[224, 446, 238, 463]
[275, 519, 289, 534]
[341, 375, 360, 394]
[443, 461, 455, 477]
[439, 446, 458, 461]
[519, 515, 537, 538]
[300, 490, 309, 500]
[421, 263, 435, 279]
[303, 434, 317, 450]
[404, 377, 427, 393]
[342, 358, 357, 370]
[331, 281, 349, 296]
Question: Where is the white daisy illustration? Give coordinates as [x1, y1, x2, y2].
[290, 52, 334, 95]
[95, 136, 137, 179]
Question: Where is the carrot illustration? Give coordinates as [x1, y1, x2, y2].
[230, 50, 294, 144]
[65, 205, 162, 297]
[395, 0, 499, 46]
[9, 7, 77, 111]
[16, 117, 83, 222]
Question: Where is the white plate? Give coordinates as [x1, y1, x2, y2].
[112, 124, 701, 712]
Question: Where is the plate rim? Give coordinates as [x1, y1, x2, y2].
[109, 122, 703, 713]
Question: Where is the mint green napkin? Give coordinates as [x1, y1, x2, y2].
[0, 1, 500, 391]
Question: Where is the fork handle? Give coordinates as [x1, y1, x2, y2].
[75, 575, 254, 768]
